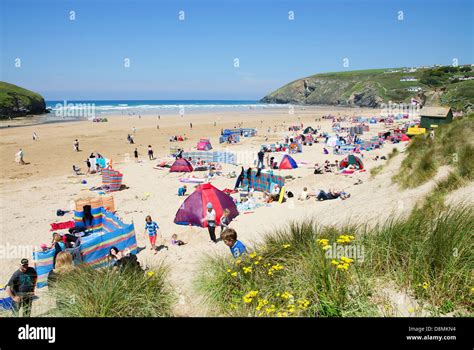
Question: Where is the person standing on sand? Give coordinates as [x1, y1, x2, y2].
[148, 145, 154, 160]
[32, 132, 38, 141]
[257, 148, 265, 169]
[134, 148, 139, 162]
[190, 122, 193, 129]
[202, 203, 217, 243]
[73, 139, 80, 152]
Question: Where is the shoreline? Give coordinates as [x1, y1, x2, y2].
[0, 103, 380, 129]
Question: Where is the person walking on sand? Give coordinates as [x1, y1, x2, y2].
[144, 215, 161, 254]
[190, 122, 193, 129]
[73, 139, 80, 152]
[16, 148, 26, 165]
[148, 145, 154, 160]
[32, 132, 38, 141]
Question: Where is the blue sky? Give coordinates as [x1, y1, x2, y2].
[1, 0, 473, 100]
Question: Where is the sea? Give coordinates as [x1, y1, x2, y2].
[45, 100, 288, 121]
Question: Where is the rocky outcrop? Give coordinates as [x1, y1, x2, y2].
[0, 82, 48, 119]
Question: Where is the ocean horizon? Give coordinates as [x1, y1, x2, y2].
[45, 100, 290, 117]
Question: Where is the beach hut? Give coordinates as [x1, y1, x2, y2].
[170, 158, 193, 172]
[196, 138, 213, 151]
[174, 183, 238, 227]
[339, 154, 364, 170]
[420, 106, 453, 129]
[33, 207, 137, 288]
[279, 154, 298, 169]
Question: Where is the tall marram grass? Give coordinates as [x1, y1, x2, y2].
[393, 114, 474, 188]
[196, 206, 473, 317]
[196, 222, 378, 317]
[48, 265, 174, 317]
[362, 205, 473, 314]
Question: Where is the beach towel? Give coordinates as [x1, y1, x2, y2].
[179, 177, 206, 183]
[0, 288, 14, 311]
[50, 221, 75, 231]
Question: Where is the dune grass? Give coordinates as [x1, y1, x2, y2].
[47, 265, 174, 317]
[362, 205, 473, 314]
[196, 206, 473, 317]
[393, 114, 474, 188]
[196, 222, 377, 317]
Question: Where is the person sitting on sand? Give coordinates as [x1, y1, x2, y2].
[323, 148, 329, 155]
[171, 234, 186, 246]
[109, 246, 141, 270]
[47, 251, 75, 287]
[314, 163, 323, 175]
[324, 161, 332, 173]
[299, 187, 309, 201]
[264, 184, 281, 203]
[178, 185, 187, 196]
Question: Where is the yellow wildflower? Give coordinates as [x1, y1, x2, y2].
[256, 299, 268, 311]
[317, 238, 329, 246]
[146, 271, 155, 277]
[340, 256, 354, 264]
[322, 245, 331, 250]
[243, 290, 259, 303]
[265, 304, 276, 315]
[231, 272, 237, 277]
[250, 252, 257, 259]
[282, 244, 291, 249]
[331, 259, 339, 265]
[243, 266, 253, 274]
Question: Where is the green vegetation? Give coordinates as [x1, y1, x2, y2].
[261, 65, 473, 111]
[47, 265, 174, 317]
[370, 165, 384, 178]
[196, 223, 378, 317]
[0, 81, 47, 118]
[393, 114, 474, 188]
[196, 205, 473, 317]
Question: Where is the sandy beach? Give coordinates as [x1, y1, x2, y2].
[2, 106, 471, 316]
